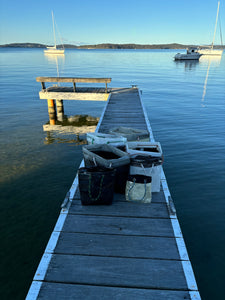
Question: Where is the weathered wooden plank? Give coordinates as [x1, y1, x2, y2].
[104, 113, 145, 117]
[36, 77, 111, 83]
[73, 189, 166, 203]
[102, 121, 146, 126]
[69, 201, 169, 218]
[100, 120, 147, 124]
[105, 110, 144, 113]
[105, 104, 143, 107]
[103, 116, 145, 120]
[104, 117, 145, 121]
[47, 87, 109, 92]
[38, 282, 191, 300]
[110, 190, 166, 203]
[62, 215, 174, 237]
[100, 119, 146, 123]
[39, 91, 109, 101]
[101, 122, 146, 126]
[99, 124, 148, 131]
[44, 254, 188, 290]
[103, 111, 144, 114]
[103, 119, 146, 123]
[109, 98, 140, 101]
[54, 232, 180, 260]
[107, 100, 141, 104]
[106, 107, 143, 110]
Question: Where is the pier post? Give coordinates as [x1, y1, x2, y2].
[47, 99, 56, 125]
[56, 100, 64, 122]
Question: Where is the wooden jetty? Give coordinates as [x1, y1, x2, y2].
[26, 78, 201, 299]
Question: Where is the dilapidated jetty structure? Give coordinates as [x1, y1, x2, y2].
[26, 78, 200, 299]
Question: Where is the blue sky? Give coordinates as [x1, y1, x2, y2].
[0, 0, 224, 45]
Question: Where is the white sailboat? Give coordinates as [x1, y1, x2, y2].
[44, 11, 65, 55]
[197, 1, 223, 56]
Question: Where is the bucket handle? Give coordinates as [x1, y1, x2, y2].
[128, 178, 147, 202]
[88, 174, 105, 202]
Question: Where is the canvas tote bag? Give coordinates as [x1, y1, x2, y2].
[125, 174, 152, 203]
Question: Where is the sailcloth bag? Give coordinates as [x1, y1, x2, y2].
[125, 174, 152, 203]
[129, 155, 163, 192]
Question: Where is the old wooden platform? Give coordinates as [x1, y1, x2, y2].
[37, 77, 111, 101]
[27, 87, 200, 299]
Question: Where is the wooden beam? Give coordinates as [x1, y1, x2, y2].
[36, 77, 111, 84]
[39, 91, 110, 101]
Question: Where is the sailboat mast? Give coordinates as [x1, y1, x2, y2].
[212, 1, 220, 49]
[52, 11, 57, 48]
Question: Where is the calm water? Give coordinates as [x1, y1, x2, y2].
[0, 48, 225, 300]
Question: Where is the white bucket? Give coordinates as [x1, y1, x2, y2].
[126, 141, 162, 157]
[129, 164, 161, 193]
[87, 132, 127, 147]
[110, 127, 149, 141]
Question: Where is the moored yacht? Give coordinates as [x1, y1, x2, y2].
[197, 1, 223, 56]
[44, 11, 65, 55]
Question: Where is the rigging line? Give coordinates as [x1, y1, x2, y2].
[218, 15, 223, 46]
[212, 0, 220, 49]
[54, 18, 65, 50]
[51, 11, 57, 48]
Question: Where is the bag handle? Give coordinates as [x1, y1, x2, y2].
[88, 174, 105, 202]
[141, 162, 154, 176]
[131, 154, 164, 166]
[128, 178, 147, 202]
[93, 157, 97, 166]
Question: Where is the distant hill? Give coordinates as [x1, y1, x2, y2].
[77, 43, 191, 49]
[0, 43, 47, 48]
[1, 42, 224, 49]
[0, 42, 189, 49]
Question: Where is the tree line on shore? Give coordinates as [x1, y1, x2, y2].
[1, 42, 224, 49]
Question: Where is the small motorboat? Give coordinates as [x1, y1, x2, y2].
[174, 48, 202, 60]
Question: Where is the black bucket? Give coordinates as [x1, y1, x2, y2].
[116, 145, 127, 152]
[114, 164, 129, 194]
[78, 166, 115, 205]
[85, 149, 129, 193]
[82, 144, 130, 194]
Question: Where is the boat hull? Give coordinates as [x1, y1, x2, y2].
[197, 49, 223, 56]
[174, 53, 201, 60]
[44, 49, 65, 54]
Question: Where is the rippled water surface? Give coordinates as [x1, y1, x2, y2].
[0, 48, 225, 300]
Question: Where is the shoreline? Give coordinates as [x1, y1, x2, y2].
[1, 42, 224, 50]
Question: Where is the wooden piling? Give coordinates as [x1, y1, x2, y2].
[56, 100, 64, 122]
[47, 99, 56, 125]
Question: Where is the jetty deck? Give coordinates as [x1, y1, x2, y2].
[27, 86, 200, 299]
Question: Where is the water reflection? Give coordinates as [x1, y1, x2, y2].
[201, 55, 222, 106]
[43, 114, 99, 144]
[200, 54, 222, 66]
[174, 60, 200, 71]
[44, 53, 65, 77]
